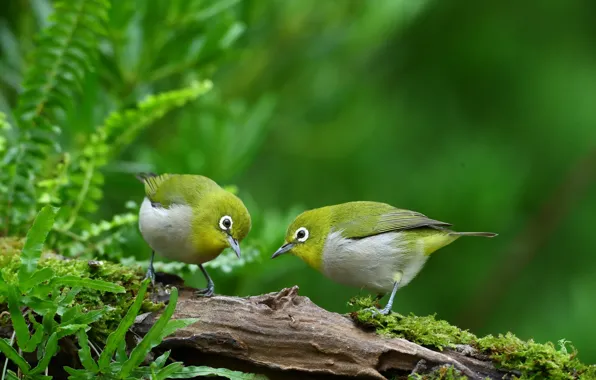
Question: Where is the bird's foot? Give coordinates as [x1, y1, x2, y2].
[362, 306, 391, 317]
[377, 305, 392, 315]
[194, 285, 215, 298]
[144, 268, 156, 287]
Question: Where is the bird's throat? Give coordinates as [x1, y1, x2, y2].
[297, 246, 323, 271]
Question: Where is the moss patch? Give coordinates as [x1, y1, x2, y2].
[0, 237, 163, 340]
[407, 365, 467, 380]
[350, 295, 596, 380]
[350, 296, 475, 349]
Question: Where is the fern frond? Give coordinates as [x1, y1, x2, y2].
[59, 80, 213, 231]
[0, 112, 10, 154]
[16, 0, 110, 133]
[52, 206, 138, 258]
[106, 80, 214, 155]
[3, 0, 110, 235]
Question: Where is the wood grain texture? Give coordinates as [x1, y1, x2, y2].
[133, 284, 511, 379]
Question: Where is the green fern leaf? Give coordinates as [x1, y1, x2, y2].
[59, 80, 213, 233]
[16, 0, 109, 133]
[2, 0, 110, 236]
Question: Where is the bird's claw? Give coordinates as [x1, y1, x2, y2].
[362, 306, 391, 317]
[144, 268, 156, 287]
[194, 286, 214, 297]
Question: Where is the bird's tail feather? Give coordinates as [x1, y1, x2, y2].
[450, 231, 498, 238]
[135, 172, 157, 183]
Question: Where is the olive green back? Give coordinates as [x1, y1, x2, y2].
[328, 201, 451, 239]
[140, 173, 220, 207]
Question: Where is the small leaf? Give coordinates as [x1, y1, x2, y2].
[4, 370, 21, 380]
[166, 366, 269, 379]
[153, 350, 171, 369]
[52, 276, 126, 293]
[62, 304, 81, 325]
[98, 280, 148, 369]
[156, 362, 184, 380]
[119, 287, 179, 377]
[63, 366, 97, 379]
[29, 283, 55, 301]
[42, 308, 59, 337]
[7, 286, 30, 348]
[56, 287, 82, 315]
[115, 338, 127, 364]
[56, 324, 87, 339]
[18, 206, 58, 280]
[29, 332, 59, 374]
[0, 338, 31, 374]
[160, 318, 199, 341]
[20, 267, 55, 292]
[22, 296, 56, 315]
[65, 307, 106, 326]
[24, 321, 44, 353]
[76, 329, 98, 372]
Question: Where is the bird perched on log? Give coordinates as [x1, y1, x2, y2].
[137, 173, 251, 296]
[272, 201, 496, 314]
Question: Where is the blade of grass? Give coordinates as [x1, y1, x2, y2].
[29, 332, 58, 374]
[7, 286, 29, 348]
[156, 362, 184, 380]
[98, 280, 148, 369]
[18, 206, 58, 281]
[159, 318, 198, 341]
[76, 329, 98, 372]
[20, 267, 55, 292]
[167, 366, 269, 379]
[52, 276, 125, 293]
[0, 338, 30, 374]
[119, 287, 179, 377]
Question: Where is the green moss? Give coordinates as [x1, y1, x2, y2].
[407, 366, 467, 380]
[477, 334, 596, 379]
[0, 237, 163, 339]
[349, 295, 475, 350]
[350, 295, 596, 380]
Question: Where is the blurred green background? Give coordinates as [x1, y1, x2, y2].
[2, 0, 596, 362]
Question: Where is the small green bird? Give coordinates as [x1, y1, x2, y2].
[137, 173, 251, 296]
[272, 201, 496, 314]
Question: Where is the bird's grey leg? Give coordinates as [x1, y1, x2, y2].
[378, 281, 400, 315]
[195, 264, 215, 297]
[144, 250, 156, 286]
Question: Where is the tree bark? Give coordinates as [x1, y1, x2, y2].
[133, 282, 512, 380]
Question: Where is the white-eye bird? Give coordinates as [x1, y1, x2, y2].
[272, 201, 496, 314]
[137, 173, 251, 296]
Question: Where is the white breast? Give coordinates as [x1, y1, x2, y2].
[321, 230, 429, 294]
[138, 197, 196, 263]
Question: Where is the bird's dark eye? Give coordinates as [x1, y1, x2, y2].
[295, 227, 309, 242]
[219, 215, 233, 230]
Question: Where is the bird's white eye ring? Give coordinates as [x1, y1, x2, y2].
[219, 215, 233, 230]
[295, 227, 309, 242]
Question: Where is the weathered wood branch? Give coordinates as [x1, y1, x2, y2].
[133, 281, 512, 380]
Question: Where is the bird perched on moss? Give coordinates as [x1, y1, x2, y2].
[272, 201, 496, 314]
[137, 173, 251, 296]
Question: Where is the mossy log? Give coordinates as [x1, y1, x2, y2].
[1, 244, 592, 380]
[133, 277, 510, 380]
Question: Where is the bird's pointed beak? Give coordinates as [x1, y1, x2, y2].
[227, 234, 241, 258]
[271, 242, 295, 259]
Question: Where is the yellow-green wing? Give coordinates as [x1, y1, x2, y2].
[136, 173, 219, 207]
[332, 201, 451, 239]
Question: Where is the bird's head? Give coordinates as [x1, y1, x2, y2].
[193, 190, 251, 258]
[271, 207, 331, 270]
